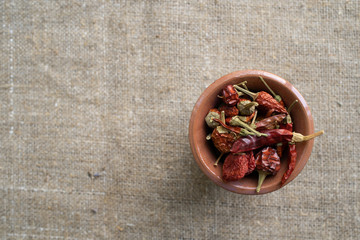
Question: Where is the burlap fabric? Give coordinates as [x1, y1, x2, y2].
[1, 1, 359, 239]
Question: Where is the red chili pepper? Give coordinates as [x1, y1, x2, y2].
[246, 111, 256, 123]
[255, 114, 287, 130]
[222, 151, 254, 181]
[231, 129, 292, 153]
[265, 108, 275, 118]
[218, 104, 239, 117]
[256, 91, 287, 114]
[281, 144, 297, 185]
[238, 97, 250, 102]
[276, 122, 292, 158]
[255, 147, 281, 174]
[247, 150, 256, 175]
[234, 86, 287, 114]
[222, 85, 239, 106]
[231, 129, 324, 153]
[255, 147, 281, 192]
[259, 76, 285, 106]
[279, 122, 293, 131]
[211, 128, 236, 153]
[225, 117, 232, 125]
[276, 100, 298, 157]
[276, 143, 283, 158]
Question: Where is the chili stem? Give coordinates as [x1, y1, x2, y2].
[251, 110, 258, 125]
[256, 170, 269, 193]
[292, 130, 324, 143]
[234, 81, 248, 90]
[250, 110, 258, 129]
[234, 88, 243, 97]
[233, 85, 257, 100]
[240, 129, 256, 136]
[239, 81, 248, 90]
[232, 118, 267, 137]
[206, 133, 212, 140]
[287, 100, 298, 113]
[220, 111, 225, 123]
[259, 76, 281, 102]
[214, 152, 224, 166]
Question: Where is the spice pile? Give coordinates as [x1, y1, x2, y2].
[205, 77, 324, 192]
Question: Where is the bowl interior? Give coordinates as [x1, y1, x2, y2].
[189, 70, 314, 194]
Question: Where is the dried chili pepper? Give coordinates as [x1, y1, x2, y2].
[218, 104, 239, 117]
[276, 143, 283, 158]
[255, 114, 287, 130]
[234, 85, 287, 114]
[205, 108, 221, 128]
[222, 151, 254, 181]
[225, 117, 233, 125]
[265, 108, 275, 118]
[231, 129, 324, 153]
[211, 130, 235, 164]
[222, 85, 239, 106]
[211, 128, 236, 153]
[222, 153, 249, 181]
[281, 143, 297, 185]
[255, 147, 281, 193]
[247, 150, 256, 175]
[277, 100, 298, 157]
[211, 111, 236, 155]
[245, 111, 256, 123]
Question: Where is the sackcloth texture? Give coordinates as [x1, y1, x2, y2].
[1, 0, 359, 239]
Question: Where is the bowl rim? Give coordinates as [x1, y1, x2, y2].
[188, 70, 315, 195]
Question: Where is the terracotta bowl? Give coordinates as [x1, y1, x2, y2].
[189, 70, 314, 194]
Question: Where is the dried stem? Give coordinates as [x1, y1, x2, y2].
[291, 130, 324, 143]
[287, 100, 298, 114]
[220, 111, 225, 123]
[231, 118, 267, 137]
[214, 152, 224, 166]
[256, 170, 269, 193]
[233, 85, 257, 100]
[259, 76, 281, 102]
[251, 110, 258, 126]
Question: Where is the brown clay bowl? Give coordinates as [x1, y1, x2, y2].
[189, 70, 314, 194]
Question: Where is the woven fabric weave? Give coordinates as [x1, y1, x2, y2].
[1, 0, 359, 239]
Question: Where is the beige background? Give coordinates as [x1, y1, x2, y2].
[1, 0, 359, 239]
